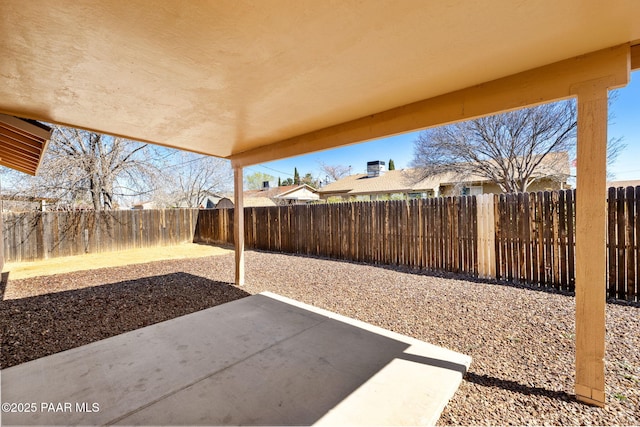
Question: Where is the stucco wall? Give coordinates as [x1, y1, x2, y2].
[441, 178, 567, 196]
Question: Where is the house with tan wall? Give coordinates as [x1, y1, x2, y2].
[318, 153, 570, 201]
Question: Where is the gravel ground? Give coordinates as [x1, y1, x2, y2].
[1, 250, 639, 425]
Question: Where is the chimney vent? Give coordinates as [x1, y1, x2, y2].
[367, 161, 386, 178]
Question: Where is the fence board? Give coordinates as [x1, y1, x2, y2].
[626, 186, 636, 302]
[5, 188, 639, 302]
[193, 197, 477, 277]
[2, 208, 199, 262]
[635, 186, 640, 302]
[566, 190, 576, 292]
[617, 187, 626, 300]
[558, 191, 568, 290]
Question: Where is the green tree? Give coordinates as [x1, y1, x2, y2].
[388, 159, 395, 170]
[281, 177, 294, 186]
[278, 177, 282, 186]
[301, 173, 318, 188]
[294, 168, 300, 185]
[244, 172, 275, 190]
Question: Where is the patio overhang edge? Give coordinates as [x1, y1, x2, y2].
[631, 43, 640, 70]
[229, 44, 631, 168]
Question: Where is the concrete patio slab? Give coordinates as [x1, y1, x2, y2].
[1, 292, 470, 426]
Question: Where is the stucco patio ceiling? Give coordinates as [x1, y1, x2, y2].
[1, 0, 639, 166]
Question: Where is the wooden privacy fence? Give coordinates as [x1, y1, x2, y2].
[194, 198, 478, 275]
[491, 191, 576, 292]
[2, 209, 199, 262]
[3, 189, 639, 302]
[195, 188, 640, 302]
[607, 186, 640, 302]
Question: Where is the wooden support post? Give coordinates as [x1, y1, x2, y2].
[233, 166, 245, 286]
[573, 84, 609, 407]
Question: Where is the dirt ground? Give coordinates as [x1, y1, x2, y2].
[1, 247, 638, 425]
[2, 243, 233, 281]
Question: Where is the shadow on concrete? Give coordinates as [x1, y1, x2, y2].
[0, 272, 249, 369]
[2, 293, 470, 426]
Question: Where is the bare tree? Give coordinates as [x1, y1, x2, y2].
[411, 100, 624, 193]
[12, 126, 159, 210]
[160, 152, 232, 207]
[318, 162, 351, 182]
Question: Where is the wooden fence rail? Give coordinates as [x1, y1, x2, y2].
[607, 186, 640, 302]
[194, 198, 478, 276]
[493, 190, 576, 292]
[2, 209, 199, 262]
[490, 188, 639, 302]
[194, 188, 639, 302]
[3, 188, 639, 302]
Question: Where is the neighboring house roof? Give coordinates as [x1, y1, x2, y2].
[174, 193, 226, 208]
[0, 194, 59, 203]
[218, 186, 318, 208]
[274, 185, 319, 201]
[244, 184, 318, 201]
[319, 169, 440, 196]
[217, 196, 276, 208]
[319, 152, 570, 196]
[132, 201, 156, 209]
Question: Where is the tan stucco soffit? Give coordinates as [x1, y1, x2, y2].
[230, 44, 631, 168]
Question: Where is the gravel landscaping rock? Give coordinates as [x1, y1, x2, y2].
[1, 250, 638, 425]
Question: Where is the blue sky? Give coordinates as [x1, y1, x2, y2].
[248, 70, 640, 184]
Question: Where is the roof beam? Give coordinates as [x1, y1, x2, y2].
[0, 114, 51, 141]
[631, 44, 640, 70]
[0, 151, 38, 169]
[230, 44, 630, 168]
[0, 113, 51, 175]
[0, 126, 45, 151]
[0, 160, 34, 175]
[0, 137, 42, 159]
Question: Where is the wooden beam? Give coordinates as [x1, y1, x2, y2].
[0, 131, 43, 154]
[571, 79, 617, 407]
[35, 138, 49, 175]
[233, 166, 245, 286]
[0, 160, 34, 175]
[230, 44, 630, 168]
[631, 44, 640, 71]
[0, 138, 42, 160]
[0, 113, 52, 141]
[0, 154, 38, 171]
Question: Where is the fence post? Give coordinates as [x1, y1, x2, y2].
[476, 194, 496, 279]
